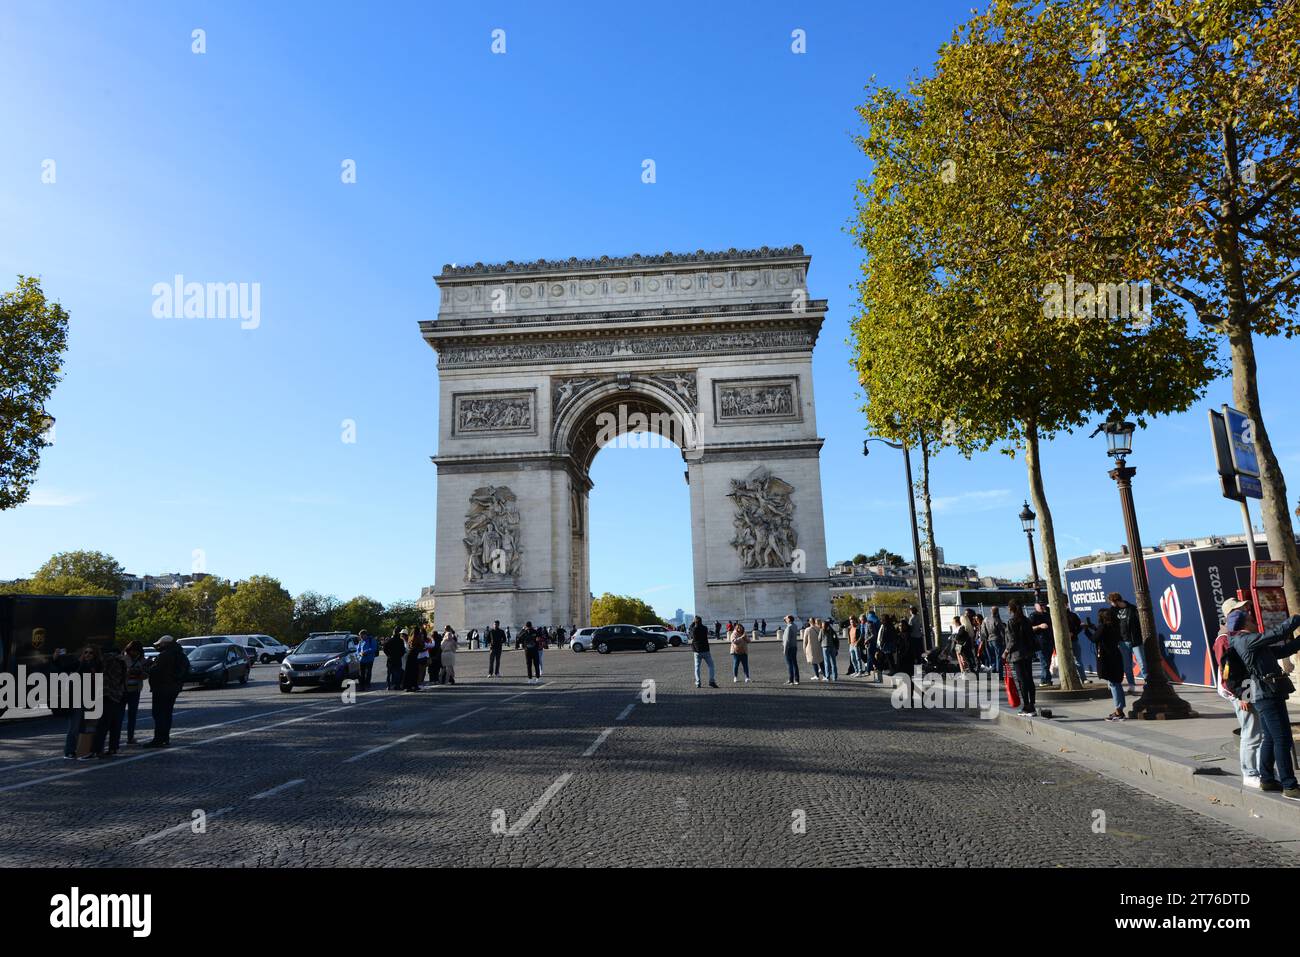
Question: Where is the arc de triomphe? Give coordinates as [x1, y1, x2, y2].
[421, 245, 831, 632]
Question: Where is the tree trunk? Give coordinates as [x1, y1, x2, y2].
[1228, 321, 1300, 614]
[918, 431, 942, 650]
[1024, 421, 1082, 690]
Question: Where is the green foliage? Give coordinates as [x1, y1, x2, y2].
[31, 550, 126, 595]
[851, 553, 870, 565]
[214, 575, 294, 640]
[0, 574, 114, 597]
[333, 595, 386, 636]
[0, 276, 69, 510]
[589, 592, 660, 627]
[831, 594, 868, 622]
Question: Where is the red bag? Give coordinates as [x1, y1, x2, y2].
[1004, 668, 1021, 710]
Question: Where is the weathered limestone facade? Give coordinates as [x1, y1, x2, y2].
[421, 246, 831, 632]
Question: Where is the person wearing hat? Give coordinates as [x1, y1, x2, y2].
[1214, 597, 1263, 787]
[1225, 597, 1300, 799]
[143, 635, 190, 748]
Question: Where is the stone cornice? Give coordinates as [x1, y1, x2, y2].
[421, 299, 828, 340]
[437, 245, 807, 281]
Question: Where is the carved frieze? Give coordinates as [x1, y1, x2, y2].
[452, 390, 536, 436]
[442, 329, 813, 369]
[464, 486, 522, 582]
[713, 376, 801, 425]
[727, 467, 798, 570]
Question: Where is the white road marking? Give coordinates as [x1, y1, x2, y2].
[134, 806, 235, 846]
[582, 727, 617, 757]
[250, 778, 305, 800]
[344, 734, 418, 763]
[506, 772, 573, 836]
[0, 696, 393, 794]
[443, 707, 485, 725]
[616, 702, 635, 721]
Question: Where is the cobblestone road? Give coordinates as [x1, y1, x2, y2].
[1, 641, 1292, 867]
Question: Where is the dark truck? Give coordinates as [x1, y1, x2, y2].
[0, 594, 119, 717]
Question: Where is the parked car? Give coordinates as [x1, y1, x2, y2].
[223, 634, 290, 664]
[183, 643, 251, 687]
[641, 625, 687, 647]
[278, 633, 360, 693]
[148, 634, 231, 665]
[591, 624, 667, 654]
[570, 627, 597, 652]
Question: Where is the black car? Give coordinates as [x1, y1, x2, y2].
[183, 643, 251, 687]
[278, 633, 360, 693]
[591, 624, 667, 654]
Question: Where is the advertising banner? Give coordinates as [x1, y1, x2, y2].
[1066, 550, 1211, 687]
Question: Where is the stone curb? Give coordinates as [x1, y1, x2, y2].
[856, 675, 1300, 833]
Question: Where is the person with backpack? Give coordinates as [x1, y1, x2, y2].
[1225, 597, 1300, 799]
[1089, 607, 1128, 720]
[519, 622, 542, 684]
[143, 635, 190, 748]
[1214, 600, 1262, 787]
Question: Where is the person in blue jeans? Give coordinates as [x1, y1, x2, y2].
[689, 616, 718, 689]
[1227, 600, 1300, 798]
[821, 619, 839, 682]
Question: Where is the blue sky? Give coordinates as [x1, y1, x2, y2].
[3, 1, 1298, 617]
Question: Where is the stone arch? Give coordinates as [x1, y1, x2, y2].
[552, 375, 700, 471]
[424, 245, 832, 633]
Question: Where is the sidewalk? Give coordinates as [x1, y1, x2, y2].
[862, 670, 1300, 829]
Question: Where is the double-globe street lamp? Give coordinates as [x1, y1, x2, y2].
[1018, 500, 1043, 605]
[1099, 417, 1195, 719]
[863, 438, 931, 648]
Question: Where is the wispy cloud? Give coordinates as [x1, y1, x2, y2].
[24, 488, 87, 507]
[637, 584, 675, 596]
[931, 488, 1012, 514]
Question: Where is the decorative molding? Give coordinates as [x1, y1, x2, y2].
[727, 467, 798, 570]
[440, 329, 815, 369]
[422, 299, 828, 334]
[551, 376, 602, 420]
[451, 389, 536, 436]
[713, 376, 801, 425]
[440, 245, 806, 278]
[464, 486, 522, 582]
[646, 371, 698, 411]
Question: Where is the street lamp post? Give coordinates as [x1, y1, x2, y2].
[864, 438, 931, 648]
[1018, 501, 1043, 605]
[1099, 418, 1195, 719]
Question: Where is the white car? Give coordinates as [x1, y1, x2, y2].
[570, 627, 597, 652]
[641, 625, 687, 647]
[223, 634, 291, 663]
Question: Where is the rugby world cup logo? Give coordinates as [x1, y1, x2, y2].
[1159, 584, 1182, 632]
